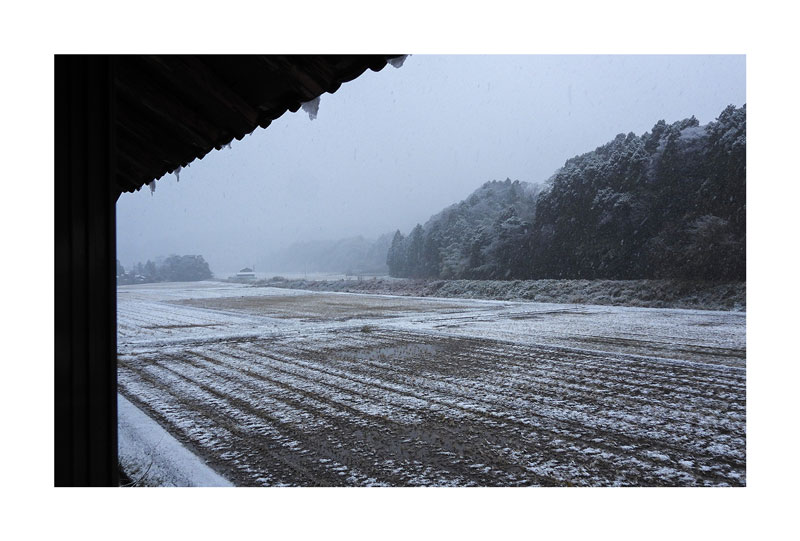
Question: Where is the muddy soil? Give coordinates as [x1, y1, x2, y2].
[172, 293, 490, 322]
[119, 331, 744, 486]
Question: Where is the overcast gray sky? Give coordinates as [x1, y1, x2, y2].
[116, 55, 745, 274]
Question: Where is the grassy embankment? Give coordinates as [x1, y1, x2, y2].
[252, 277, 745, 311]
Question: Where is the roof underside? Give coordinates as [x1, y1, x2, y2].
[114, 55, 402, 194]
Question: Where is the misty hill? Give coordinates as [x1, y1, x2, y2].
[387, 179, 542, 278]
[388, 104, 745, 281]
[260, 234, 393, 275]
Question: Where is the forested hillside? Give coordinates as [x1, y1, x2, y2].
[388, 105, 745, 281]
[387, 179, 541, 278]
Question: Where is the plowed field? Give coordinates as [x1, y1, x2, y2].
[118, 281, 745, 486]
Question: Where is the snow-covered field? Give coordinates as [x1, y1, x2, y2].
[117, 280, 746, 486]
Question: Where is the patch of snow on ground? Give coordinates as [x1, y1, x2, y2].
[118, 394, 232, 487]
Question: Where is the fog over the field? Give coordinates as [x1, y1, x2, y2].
[116, 55, 745, 275]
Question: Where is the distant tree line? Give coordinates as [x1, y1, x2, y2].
[117, 254, 213, 284]
[387, 105, 745, 281]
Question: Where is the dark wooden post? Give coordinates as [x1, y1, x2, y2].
[55, 56, 119, 486]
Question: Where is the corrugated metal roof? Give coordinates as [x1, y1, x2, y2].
[113, 55, 402, 194]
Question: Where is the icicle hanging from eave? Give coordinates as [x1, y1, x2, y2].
[148, 180, 156, 195]
[388, 55, 408, 69]
[301, 96, 320, 120]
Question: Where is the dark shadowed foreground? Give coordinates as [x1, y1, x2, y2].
[118, 282, 745, 486]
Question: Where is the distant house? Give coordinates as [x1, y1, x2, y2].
[236, 267, 256, 281]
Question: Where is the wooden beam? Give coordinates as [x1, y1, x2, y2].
[141, 56, 258, 135]
[116, 93, 209, 183]
[116, 58, 222, 151]
[55, 55, 119, 486]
